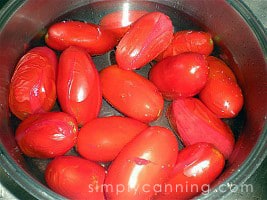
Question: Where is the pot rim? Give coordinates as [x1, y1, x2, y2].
[0, 0, 266, 199]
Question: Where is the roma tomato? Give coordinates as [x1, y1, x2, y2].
[9, 46, 57, 120]
[156, 143, 225, 200]
[199, 56, 243, 118]
[100, 65, 164, 123]
[116, 12, 174, 70]
[15, 112, 78, 158]
[157, 30, 213, 61]
[45, 156, 105, 199]
[149, 53, 209, 100]
[206, 56, 237, 82]
[199, 77, 243, 118]
[105, 126, 178, 200]
[45, 21, 117, 55]
[76, 116, 148, 162]
[167, 98, 235, 159]
[99, 10, 148, 39]
[57, 46, 102, 126]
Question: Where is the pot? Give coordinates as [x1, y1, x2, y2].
[0, 0, 266, 199]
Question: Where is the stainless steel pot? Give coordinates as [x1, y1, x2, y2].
[0, 0, 266, 199]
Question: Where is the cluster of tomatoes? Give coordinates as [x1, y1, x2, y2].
[9, 10, 243, 200]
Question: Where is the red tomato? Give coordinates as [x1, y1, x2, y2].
[57, 46, 102, 126]
[156, 30, 213, 61]
[45, 156, 105, 199]
[99, 10, 148, 39]
[15, 112, 78, 158]
[199, 56, 243, 118]
[45, 21, 117, 55]
[167, 98, 235, 159]
[105, 126, 178, 199]
[149, 53, 209, 100]
[100, 65, 164, 123]
[206, 56, 237, 82]
[155, 143, 225, 200]
[9, 47, 57, 120]
[116, 12, 174, 70]
[199, 77, 243, 118]
[76, 116, 148, 162]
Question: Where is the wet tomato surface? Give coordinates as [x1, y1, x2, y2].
[15, 112, 78, 158]
[9, 46, 57, 120]
[76, 116, 148, 162]
[105, 126, 178, 200]
[45, 155, 106, 199]
[199, 56, 243, 118]
[157, 30, 213, 61]
[205, 56, 237, 82]
[167, 98, 235, 159]
[45, 21, 117, 55]
[57, 46, 102, 126]
[156, 143, 225, 200]
[116, 12, 174, 70]
[100, 65, 164, 123]
[100, 10, 148, 39]
[149, 53, 209, 100]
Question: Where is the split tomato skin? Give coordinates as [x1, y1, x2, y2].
[45, 21, 117, 55]
[100, 65, 164, 123]
[45, 156, 105, 200]
[57, 46, 102, 126]
[156, 143, 225, 200]
[116, 12, 174, 70]
[199, 56, 243, 118]
[15, 112, 78, 158]
[104, 126, 178, 200]
[9, 46, 57, 120]
[167, 98, 235, 159]
[157, 30, 214, 61]
[149, 53, 209, 100]
[99, 10, 148, 39]
[76, 116, 148, 162]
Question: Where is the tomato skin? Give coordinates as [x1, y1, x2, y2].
[76, 116, 148, 162]
[155, 143, 225, 200]
[157, 30, 213, 61]
[15, 112, 78, 158]
[206, 56, 237, 82]
[45, 155, 105, 199]
[167, 98, 235, 159]
[116, 12, 174, 70]
[100, 65, 164, 123]
[99, 10, 148, 39]
[45, 21, 117, 55]
[199, 56, 243, 118]
[149, 53, 209, 100]
[9, 47, 57, 120]
[199, 77, 243, 118]
[57, 46, 102, 126]
[104, 126, 178, 200]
